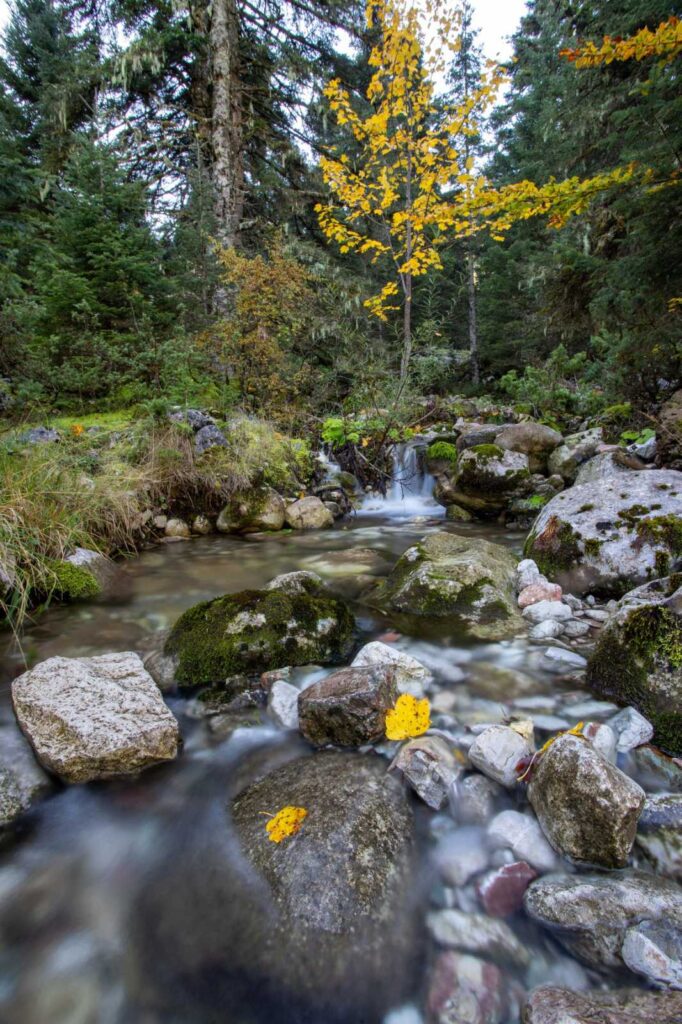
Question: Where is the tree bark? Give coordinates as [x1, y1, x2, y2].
[467, 246, 479, 384]
[210, 0, 244, 252]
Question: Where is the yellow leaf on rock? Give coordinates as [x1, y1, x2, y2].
[265, 806, 308, 843]
[385, 694, 431, 741]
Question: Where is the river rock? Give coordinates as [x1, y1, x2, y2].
[352, 641, 432, 697]
[540, 646, 587, 673]
[298, 666, 396, 747]
[518, 582, 562, 608]
[587, 575, 682, 755]
[476, 862, 537, 917]
[637, 794, 682, 881]
[230, 751, 419, 1019]
[426, 951, 506, 1024]
[524, 471, 682, 596]
[573, 450, 635, 485]
[522, 985, 682, 1024]
[621, 919, 682, 988]
[516, 559, 543, 591]
[582, 720, 617, 762]
[0, 714, 52, 828]
[375, 532, 523, 641]
[63, 547, 125, 599]
[528, 733, 644, 867]
[267, 679, 300, 729]
[164, 518, 191, 539]
[608, 706, 654, 751]
[523, 870, 682, 969]
[487, 811, 559, 873]
[427, 909, 530, 968]
[216, 486, 286, 533]
[456, 424, 505, 451]
[11, 652, 180, 783]
[522, 600, 572, 624]
[0, 548, 16, 598]
[163, 571, 354, 687]
[657, 388, 682, 471]
[528, 620, 564, 642]
[436, 445, 530, 516]
[495, 423, 563, 474]
[434, 826, 490, 886]
[454, 774, 504, 825]
[547, 428, 603, 482]
[468, 725, 533, 788]
[191, 514, 213, 534]
[285, 496, 333, 530]
[390, 736, 461, 809]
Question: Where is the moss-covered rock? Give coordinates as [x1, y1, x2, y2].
[216, 486, 285, 534]
[373, 531, 523, 640]
[164, 571, 355, 687]
[426, 441, 458, 475]
[494, 422, 563, 474]
[433, 445, 531, 516]
[657, 389, 682, 472]
[547, 427, 603, 482]
[525, 470, 682, 595]
[587, 575, 682, 756]
[48, 559, 101, 600]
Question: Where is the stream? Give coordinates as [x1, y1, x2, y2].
[0, 451, 659, 1023]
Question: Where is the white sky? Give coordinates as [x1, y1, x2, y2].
[0, 0, 527, 60]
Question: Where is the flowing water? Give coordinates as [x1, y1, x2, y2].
[0, 452, 640, 1022]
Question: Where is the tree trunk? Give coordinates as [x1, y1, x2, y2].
[210, 0, 243, 252]
[467, 246, 479, 384]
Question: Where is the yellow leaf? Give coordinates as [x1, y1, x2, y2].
[385, 694, 431, 741]
[264, 806, 308, 843]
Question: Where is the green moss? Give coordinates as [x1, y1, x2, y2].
[588, 602, 682, 754]
[426, 441, 458, 465]
[164, 577, 355, 687]
[584, 538, 602, 557]
[578, 503, 595, 513]
[48, 560, 101, 600]
[525, 514, 581, 578]
[635, 514, 682, 554]
[471, 443, 504, 462]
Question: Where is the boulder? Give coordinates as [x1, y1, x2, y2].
[351, 641, 432, 697]
[524, 471, 682, 595]
[426, 909, 530, 968]
[527, 733, 645, 867]
[194, 423, 228, 452]
[375, 532, 523, 641]
[191, 514, 213, 534]
[285, 496, 334, 530]
[297, 666, 396, 747]
[436, 445, 530, 515]
[19, 426, 59, 445]
[522, 600, 572, 624]
[636, 794, 682, 881]
[547, 428, 603, 482]
[390, 736, 461, 809]
[657, 389, 682, 471]
[11, 652, 180, 783]
[574, 450, 635, 485]
[0, 548, 17, 598]
[216, 486, 286, 533]
[523, 870, 682, 969]
[587, 575, 682, 755]
[456, 424, 505, 452]
[230, 751, 419, 1019]
[63, 547, 125, 599]
[468, 725, 533, 788]
[494, 423, 563, 473]
[163, 571, 354, 687]
[522, 985, 682, 1024]
[0, 714, 52, 828]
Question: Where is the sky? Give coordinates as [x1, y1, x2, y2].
[0, 0, 528, 60]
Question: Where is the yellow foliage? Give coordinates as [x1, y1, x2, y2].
[265, 806, 308, 843]
[561, 16, 682, 67]
[517, 721, 585, 782]
[385, 693, 431, 740]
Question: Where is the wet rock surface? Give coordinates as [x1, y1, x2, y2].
[522, 985, 682, 1024]
[527, 733, 645, 867]
[298, 665, 396, 746]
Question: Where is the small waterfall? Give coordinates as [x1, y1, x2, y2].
[362, 439, 443, 518]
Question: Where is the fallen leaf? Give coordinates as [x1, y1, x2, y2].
[385, 694, 431, 741]
[264, 805, 308, 843]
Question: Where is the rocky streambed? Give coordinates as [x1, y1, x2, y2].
[0, 429, 681, 1024]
